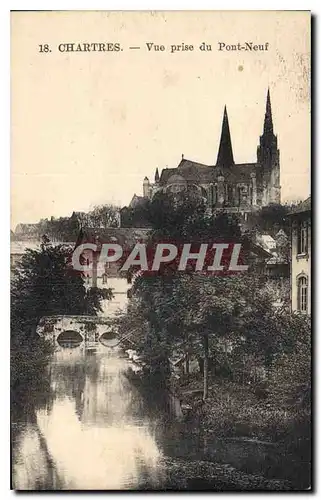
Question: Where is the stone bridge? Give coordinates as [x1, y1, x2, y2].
[37, 315, 120, 348]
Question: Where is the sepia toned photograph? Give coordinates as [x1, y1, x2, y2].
[10, 10, 311, 491]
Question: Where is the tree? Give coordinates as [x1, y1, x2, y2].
[147, 190, 242, 243]
[268, 313, 311, 405]
[125, 190, 247, 398]
[124, 191, 309, 402]
[87, 204, 120, 228]
[38, 216, 80, 242]
[11, 242, 113, 342]
[120, 199, 152, 228]
[247, 203, 291, 237]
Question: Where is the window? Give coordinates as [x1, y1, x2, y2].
[227, 184, 233, 204]
[298, 276, 308, 313]
[213, 185, 218, 205]
[170, 184, 185, 194]
[210, 184, 217, 206]
[237, 187, 242, 206]
[297, 220, 308, 254]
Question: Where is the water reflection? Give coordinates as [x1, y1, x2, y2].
[11, 343, 308, 490]
[12, 345, 163, 490]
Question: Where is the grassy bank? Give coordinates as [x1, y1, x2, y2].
[175, 373, 310, 441]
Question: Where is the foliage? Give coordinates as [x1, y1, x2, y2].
[32, 203, 120, 242]
[246, 200, 305, 239]
[267, 313, 311, 408]
[11, 242, 114, 405]
[11, 243, 112, 339]
[11, 241, 113, 392]
[123, 189, 310, 428]
[87, 203, 120, 228]
[120, 199, 152, 228]
[247, 203, 290, 237]
[148, 190, 242, 242]
[123, 192, 263, 398]
[39, 215, 80, 242]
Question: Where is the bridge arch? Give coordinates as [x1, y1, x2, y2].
[37, 315, 121, 348]
[99, 330, 119, 348]
[56, 330, 83, 348]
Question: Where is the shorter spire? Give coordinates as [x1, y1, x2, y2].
[216, 106, 234, 167]
[155, 167, 160, 183]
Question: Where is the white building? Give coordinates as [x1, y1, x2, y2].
[288, 197, 311, 314]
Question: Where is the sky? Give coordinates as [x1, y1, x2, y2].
[11, 11, 310, 229]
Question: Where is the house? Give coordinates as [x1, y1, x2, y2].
[288, 197, 311, 314]
[14, 223, 41, 241]
[74, 227, 150, 285]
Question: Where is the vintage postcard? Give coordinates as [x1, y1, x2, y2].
[11, 11, 311, 491]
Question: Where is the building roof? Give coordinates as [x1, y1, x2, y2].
[128, 194, 147, 209]
[75, 227, 150, 249]
[275, 229, 288, 239]
[71, 211, 87, 219]
[258, 234, 276, 250]
[248, 242, 273, 260]
[288, 196, 311, 216]
[10, 240, 41, 255]
[159, 158, 257, 186]
[266, 255, 288, 266]
[15, 223, 40, 235]
[10, 240, 74, 255]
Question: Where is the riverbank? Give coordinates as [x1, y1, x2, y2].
[125, 357, 310, 490]
[11, 343, 310, 491]
[175, 374, 308, 438]
[11, 335, 53, 389]
[171, 374, 310, 489]
[124, 352, 310, 440]
[159, 456, 290, 491]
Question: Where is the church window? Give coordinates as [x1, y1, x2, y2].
[170, 184, 185, 194]
[213, 184, 218, 205]
[227, 185, 233, 204]
[209, 184, 217, 206]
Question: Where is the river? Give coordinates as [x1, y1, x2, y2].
[11, 340, 309, 491]
[11, 285, 309, 491]
[12, 344, 167, 490]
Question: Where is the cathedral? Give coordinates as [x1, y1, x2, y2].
[141, 90, 281, 215]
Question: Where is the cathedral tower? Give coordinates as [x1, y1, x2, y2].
[143, 176, 151, 198]
[257, 89, 281, 205]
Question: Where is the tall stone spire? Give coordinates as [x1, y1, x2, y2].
[216, 106, 234, 167]
[258, 88, 277, 153]
[263, 88, 274, 136]
[256, 88, 280, 205]
[154, 167, 160, 183]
